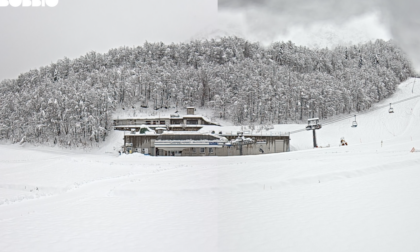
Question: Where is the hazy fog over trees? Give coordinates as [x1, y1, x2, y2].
[0, 37, 413, 147]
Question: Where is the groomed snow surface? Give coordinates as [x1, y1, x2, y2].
[1, 78, 420, 252]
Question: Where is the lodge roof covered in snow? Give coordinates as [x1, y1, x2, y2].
[113, 107, 220, 131]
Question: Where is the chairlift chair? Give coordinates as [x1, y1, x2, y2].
[351, 115, 358, 128]
[389, 103, 394, 113]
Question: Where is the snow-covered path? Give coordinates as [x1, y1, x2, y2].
[1, 78, 420, 252]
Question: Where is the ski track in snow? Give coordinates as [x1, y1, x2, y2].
[0, 78, 420, 252]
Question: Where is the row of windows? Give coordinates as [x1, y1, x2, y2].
[170, 119, 199, 125]
[145, 121, 166, 125]
[191, 147, 214, 153]
[158, 135, 219, 141]
[115, 119, 202, 126]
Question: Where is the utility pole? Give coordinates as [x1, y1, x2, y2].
[313, 129, 318, 148]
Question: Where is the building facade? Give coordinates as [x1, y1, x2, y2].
[117, 108, 290, 156]
[123, 131, 290, 157]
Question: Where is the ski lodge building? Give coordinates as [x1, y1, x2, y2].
[113, 107, 290, 156]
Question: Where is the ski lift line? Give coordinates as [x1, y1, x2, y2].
[290, 114, 358, 133]
[317, 94, 420, 126]
[390, 95, 420, 106]
[289, 115, 356, 134]
[320, 115, 356, 126]
[321, 94, 420, 126]
[290, 94, 420, 134]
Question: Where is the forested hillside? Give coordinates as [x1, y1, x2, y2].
[0, 37, 413, 147]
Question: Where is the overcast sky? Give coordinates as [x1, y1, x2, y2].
[0, 0, 217, 80]
[218, 0, 420, 71]
[1, 0, 418, 81]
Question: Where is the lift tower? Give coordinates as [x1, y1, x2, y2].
[306, 118, 322, 148]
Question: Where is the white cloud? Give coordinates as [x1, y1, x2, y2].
[218, 10, 391, 48]
[276, 12, 392, 49]
[218, 0, 420, 72]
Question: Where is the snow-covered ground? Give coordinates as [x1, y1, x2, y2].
[1, 78, 420, 252]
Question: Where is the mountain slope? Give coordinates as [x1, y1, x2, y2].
[0, 38, 413, 147]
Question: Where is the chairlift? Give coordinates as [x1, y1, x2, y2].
[389, 103, 394, 113]
[351, 115, 358, 128]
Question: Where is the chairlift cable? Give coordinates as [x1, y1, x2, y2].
[290, 94, 420, 134]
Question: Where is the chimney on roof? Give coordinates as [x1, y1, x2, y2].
[187, 107, 195, 115]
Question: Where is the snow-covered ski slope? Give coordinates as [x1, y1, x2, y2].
[1, 78, 420, 252]
[198, 78, 420, 151]
[289, 78, 420, 150]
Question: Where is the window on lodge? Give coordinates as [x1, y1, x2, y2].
[209, 148, 214, 153]
[160, 121, 165, 125]
[186, 120, 198, 125]
[145, 121, 151, 125]
[157, 135, 219, 141]
[171, 119, 183, 124]
[200, 148, 205, 153]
